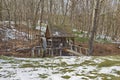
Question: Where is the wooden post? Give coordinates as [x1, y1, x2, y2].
[71, 38, 75, 50]
[38, 48, 40, 56]
[51, 49, 53, 56]
[79, 47, 82, 54]
[32, 47, 35, 57]
[75, 46, 77, 52]
[70, 45, 72, 50]
[48, 48, 51, 56]
[51, 37, 54, 56]
[85, 48, 88, 56]
[47, 48, 49, 55]
[60, 48, 62, 56]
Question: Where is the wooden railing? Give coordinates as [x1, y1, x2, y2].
[31, 45, 89, 57]
[70, 45, 89, 55]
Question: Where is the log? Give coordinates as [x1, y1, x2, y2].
[65, 49, 84, 56]
[16, 47, 31, 53]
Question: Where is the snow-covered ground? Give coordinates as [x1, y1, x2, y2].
[0, 25, 32, 41]
[0, 56, 120, 80]
[72, 28, 120, 43]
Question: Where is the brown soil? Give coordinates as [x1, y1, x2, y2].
[0, 42, 120, 57]
[80, 43, 120, 56]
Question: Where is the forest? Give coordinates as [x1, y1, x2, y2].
[0, 0, 120, 56]
[0, 0, 120, 80]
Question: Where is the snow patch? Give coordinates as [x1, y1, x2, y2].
[36, 26, 46, 32]
[53, 31, 60, 36]
[72, 29, 77, 32]
[0, 56, 120, 80]
[0, 26, 32, 41]
[99, 66, 120, 77]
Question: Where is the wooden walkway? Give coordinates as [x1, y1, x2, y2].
[66, 45, 88, 56]
[31, 44, 88, 57]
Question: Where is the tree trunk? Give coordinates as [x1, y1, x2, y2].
[88, 0, 100, 55]
[0, 0, 2, 21]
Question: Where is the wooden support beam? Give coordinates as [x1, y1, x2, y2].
[31, 47, 35, 57]
[60, 49, 62, 56]
[38, 49, 40, 56]
[79, 47, 82, 54]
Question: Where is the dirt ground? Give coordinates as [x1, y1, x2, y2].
[0, 42, 120, 57]
[80, 43, 120, 56]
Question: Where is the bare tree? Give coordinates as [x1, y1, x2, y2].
[33, 0, 41, 27]
[40, 0, 44, 36]
[61, 0, 69, 25]
[88, 0, 100, 55]
[3, 0, 12, 27]
[0, 0, 2, 21]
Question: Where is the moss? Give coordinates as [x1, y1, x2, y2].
[60, 62, 68, 67]
[8, 60, 18, 64]
[81, 77, 88, 80]
[0, 67, 2, 69]
[76, 73, 82, 76]
[60, 68, 74, 73]
[20, 64, 34, 68]
[0, 56, 13, 60]
[19, 63, 39, 68]
[0, 56, 18, 64]
[108, 56, 120, 60]
[52, 71, 59, 74]
[32, 61, 40, 65]
[24, 60, 31, 62]
[38, 74, 48, 79]
[75, 37, 89, 43]
[80, 60, 97, 66]
[8, 60, 15, 63]
[46, 65, 58, 68]
[36, 64, 58, 68]
[98, 74, 120, 80]
[116, 71, 120, 75]
[1, 62, 8, 64]
[74, 31, 84, 35]
[68, 64, 80, 67]
[98, 60, 120, 67]
[67, 69, 74, 72]
[87, 75, 97, 79]
[61, 75, 71, 79]
[55, 57, 63, 59]
[112, 69, 120, 76]
[19, 61, 57, 68]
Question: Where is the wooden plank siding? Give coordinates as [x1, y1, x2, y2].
[45, 25, 75, 56]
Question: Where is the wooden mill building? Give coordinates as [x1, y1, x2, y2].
[45, 25, 75, 56]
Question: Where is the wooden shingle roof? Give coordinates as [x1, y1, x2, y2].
[45, 25, 74, 38]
